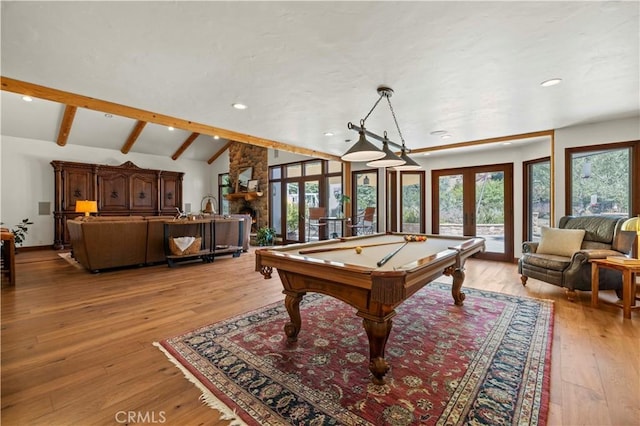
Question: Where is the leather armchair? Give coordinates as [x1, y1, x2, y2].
[518, 215, 636, 300]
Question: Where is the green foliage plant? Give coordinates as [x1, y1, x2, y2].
[2, 218, 33, 246]
[256, 226, 276, 246]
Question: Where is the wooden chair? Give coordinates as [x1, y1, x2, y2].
[1, 228, 16, 286]
[307, 207, 327, 241]
[348, 207, 376, 236]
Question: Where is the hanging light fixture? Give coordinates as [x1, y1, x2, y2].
[341, 120, 385, 162]
[343, 86, 420, 170]
[393, 148, 421, 171]
[367, 132, 406, 167]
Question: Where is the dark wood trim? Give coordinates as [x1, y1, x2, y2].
[386, 170, 398, 232]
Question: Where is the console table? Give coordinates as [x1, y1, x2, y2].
[163, 217, 244, 267]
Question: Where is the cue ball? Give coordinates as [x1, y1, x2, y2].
[355, 246, 362, 254]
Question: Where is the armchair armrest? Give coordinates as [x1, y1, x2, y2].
[522, 241, 539, 253]
[571, 249, 624, 262]
[564, 248, 625, 289]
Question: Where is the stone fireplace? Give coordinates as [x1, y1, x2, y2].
[228, 143, 268, 233]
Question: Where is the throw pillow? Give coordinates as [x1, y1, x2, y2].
[537, 227, 586, 257]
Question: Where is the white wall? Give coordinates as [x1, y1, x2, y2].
[1, 135, 212, 247]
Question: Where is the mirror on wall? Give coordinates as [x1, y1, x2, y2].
[238, 167, 253, 191]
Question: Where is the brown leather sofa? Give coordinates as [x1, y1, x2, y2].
[518, 215, 636, 300]
[67, 215, 250, 272]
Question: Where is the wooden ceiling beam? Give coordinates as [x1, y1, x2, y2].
[208, 141, 233, 165]
[122, 120, 147, 154]
[56, 105, 77, 146]
[411, 130, 554, 154]
[171, 132, 200, 160]
[1, 76, 341, 161]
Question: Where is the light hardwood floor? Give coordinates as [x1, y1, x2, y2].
[2, 249, 639, 425]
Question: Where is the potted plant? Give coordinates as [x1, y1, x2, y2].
[335, 193, 350, 218]
[1, 218, 33, 250]
[256, 226, 276, 246]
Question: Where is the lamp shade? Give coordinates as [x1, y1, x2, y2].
[341, 130, 385, 162]
[75, 200, 98, 216]
[392, 149, 421, 170]
[366, 140, 406, 168]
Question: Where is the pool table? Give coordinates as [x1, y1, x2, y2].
[255, 232, 485, 384]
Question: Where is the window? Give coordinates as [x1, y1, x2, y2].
[400, 171, 425, 233]
[269, 159, 344, 243]
[523, 158, 551, 242]
[352, 170, 378, 233]
[566, 142, 639, 217]
[218, 173, 231, 215]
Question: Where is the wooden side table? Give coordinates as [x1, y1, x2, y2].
[1, 230, 16, 286]
[591, 259, 640, 319]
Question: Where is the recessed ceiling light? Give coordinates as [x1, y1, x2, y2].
[22, 96, 33, 102]
[503, 142, 512, 145]
[232, 103, 247, 110]
[324, 132, 334, 137]
[213, 135, 220, 140]
[430, 130, 447, 136]
[423, 153, 431, 156]
[441, 134, 452, 139]
[540, 78, 562, 87]
[168, 126, 175, 131]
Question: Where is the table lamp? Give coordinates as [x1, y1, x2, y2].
[75, 200, 98, 217]
[621, 215, 640, 259]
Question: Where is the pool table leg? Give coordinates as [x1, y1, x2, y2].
[283, 291, 303, 343]
[445, 266, 466, 306]
[362, 317, 392, 385]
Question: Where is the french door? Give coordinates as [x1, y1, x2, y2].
[432, 163, 513, 261]
[283, 179, 321, 243]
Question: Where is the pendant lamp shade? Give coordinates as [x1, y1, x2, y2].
[366, 140, 406, 168]
[392, 149, 421, 170]
[341, 129, 385, 162]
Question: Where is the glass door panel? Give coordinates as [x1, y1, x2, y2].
[475, 171, 505, 254]
[401, 172, 424, 233]
[304, 180, 321, 241]
[270, 181, 283, 236]
[438, 174, 464, 236]
[353, 170, 378, 234]
[524, 159, 551, 242]
[285, 182, 300, 243]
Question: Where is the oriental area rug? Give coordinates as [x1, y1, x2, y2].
[155, 282, 553, 426]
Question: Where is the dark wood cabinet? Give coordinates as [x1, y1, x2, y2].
[160, 174, 182, 213]
[98, 172, 129, 211]
[51, 160, 184, 248]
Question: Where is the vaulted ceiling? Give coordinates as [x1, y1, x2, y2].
[1, 2, 638, 163]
